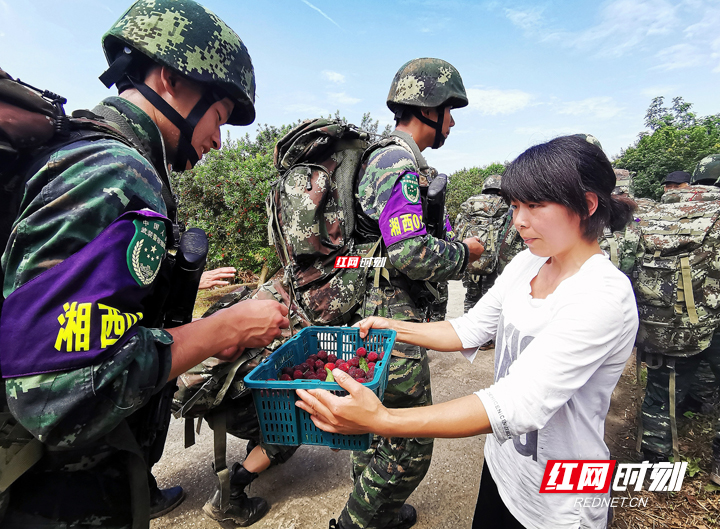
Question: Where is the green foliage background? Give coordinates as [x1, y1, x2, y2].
[171, 123, 294, 273]
[173, 97, 720, 273]
[614, 97, 720, 200]
[446, 163, 506, 225]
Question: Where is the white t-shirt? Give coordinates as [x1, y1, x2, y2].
[450, 250, 638, 529]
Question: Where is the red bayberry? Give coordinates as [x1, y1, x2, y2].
[367, 362, 375, 370]
[282, 366, 294, 376]
[317, 350, 328, 361]
[367, 352, 378, 362]
[348, 357, 360, 368]
[308, 354, 318, 363]
[293, 370, 304, 379]
[378, 352, 384, 360]
[267, 378, 277, 381]
[327, 354, 337, 363]
[356, 347, 367, 358]
[325, 363, 336, 371]
[337, 363, 349, 372]
[314, 360, 325, 371]
[280, 374, 292, 381]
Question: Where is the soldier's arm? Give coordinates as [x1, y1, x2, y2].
[2, 140, 175, 446]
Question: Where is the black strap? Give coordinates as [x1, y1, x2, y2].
[129, 79, 216, 170]
[99, 49, 134, 89]
[411, 105, 446, 149]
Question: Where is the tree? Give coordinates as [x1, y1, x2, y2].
[446, 163, 506, 224]
[615, 98, 720, 200]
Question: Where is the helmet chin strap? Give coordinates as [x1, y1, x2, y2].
[411, 105, 447, 149]
[128, 78, 218, 170]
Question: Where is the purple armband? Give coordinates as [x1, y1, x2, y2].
[379, 172, 428, 246]
[0, 210, 171, 377]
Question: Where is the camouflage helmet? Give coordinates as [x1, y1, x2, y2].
[572, 133, 603, 151]
[482, 174, 502, 194]
[387, 58, 468, 113]
[691, 154, 720, 186]
[102, 0, 256, 126]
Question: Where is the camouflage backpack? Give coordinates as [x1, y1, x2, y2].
[0, 68, 139, 266]
[619, 196, 720, 357]
[268, 118, 386, 325]
[454, 194, 508, 276]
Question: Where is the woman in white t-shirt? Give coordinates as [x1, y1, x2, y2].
[297, 135, 639, 529]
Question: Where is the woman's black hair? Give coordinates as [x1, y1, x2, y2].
[501, 135, 636, 240]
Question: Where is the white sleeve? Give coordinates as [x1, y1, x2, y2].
[449, 250, 532, 362]
[476, 291, 632, 443]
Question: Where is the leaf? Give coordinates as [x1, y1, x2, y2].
[704, 482, 720, 493]
[325, 367, 334, 382]
[683, 411, 697, 419]
[359, 357, 369, 372]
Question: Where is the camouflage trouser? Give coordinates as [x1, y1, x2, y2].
[338, 343, 434, 529]
[641, 339, 720, 458]
[462, 274, 482, 313]
[462, 272, 497, 313]
[427, 281, 448, 322]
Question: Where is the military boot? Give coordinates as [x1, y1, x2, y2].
[711, 456, 720, 486]
[203, 462, 269, 527]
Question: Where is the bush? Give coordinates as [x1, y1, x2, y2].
[447, 163, 506, 225]
[614, 97, 720, 200]
[171, 124, 294, 273]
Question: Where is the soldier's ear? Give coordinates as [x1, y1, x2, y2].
[158, 66, 182, 96]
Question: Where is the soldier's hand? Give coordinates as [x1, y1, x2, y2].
[226, 300, 290, 348]
[199, 267, 237, 289]
[463, 236, 485, 264]
[213, 345, 246, 362]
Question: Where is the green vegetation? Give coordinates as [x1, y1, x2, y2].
[446, 163, 506, 225]
[614, 97, 720, 200]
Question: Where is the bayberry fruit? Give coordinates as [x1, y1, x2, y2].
[317, 350, 328, 361]
[282, 366, 294, 376]
[348, 357, 360, 368]
[367, 352, 378, 362]
[293, 370, 304, 380]
[280, 374, 292, 381]
[325, 363, 336, 371]
[314, 360, 325, 371]
[327, 354, 337, 363]
[337, 363, 349, 372]
[356, 347, 367, 358]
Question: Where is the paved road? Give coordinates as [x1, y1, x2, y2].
[152, 280, 493, 529]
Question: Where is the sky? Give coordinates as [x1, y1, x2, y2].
[1, 0, 719, 174]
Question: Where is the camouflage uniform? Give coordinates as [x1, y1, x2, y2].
[637, 187, 720, 465]
[336, 60, 470, 529]
[455, 175, 505, 313]
[0, 1, 257, 527]
[692, 154, 720, 185]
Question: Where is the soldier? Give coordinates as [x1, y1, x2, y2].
[332, 58, 484, 529]
[639, 157, 720, 486]
[0, 1, 289, 527]
[457, 174, 505, 315]
[662, 170, 691, 193]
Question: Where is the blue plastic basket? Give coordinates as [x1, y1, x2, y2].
[244, 326, 395, 450]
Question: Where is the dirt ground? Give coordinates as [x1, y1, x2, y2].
[151, 280, 719, 529]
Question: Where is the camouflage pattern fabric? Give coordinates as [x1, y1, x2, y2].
[339, 345, 433, 529]
[661, 184, 720, 204]
[691, 154, 720, 185]
[268, 119, 372, 325]
[336, 132, 466, 527]
[427, 281, 448, 322]
[622, 199, 720, 357]
[386, 58, 468, 112]
[613, 168, 632, 197]
[103, 0, 256, 125]
[462, 271, 497, 313]
[173, 279, 306, 466]
[0, 96, 174, 525]
[641, 340, 720, 458]
[454, 192, 508, 276]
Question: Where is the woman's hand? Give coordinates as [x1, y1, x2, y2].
[295, 368, 390, 435]
[353, 316, 393, 339]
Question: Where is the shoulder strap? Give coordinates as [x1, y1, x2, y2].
[89, 105, 177, 220]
